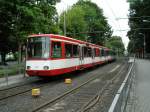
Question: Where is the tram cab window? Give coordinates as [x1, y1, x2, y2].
[65, 44, 72, 58]
[27, 37, 50, 58]
[52, 42, 62, 58]
[73, 45, 79, 57]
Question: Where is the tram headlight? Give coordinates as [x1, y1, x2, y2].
[43, 66, 49, 70]
[27, 66, 31, 70]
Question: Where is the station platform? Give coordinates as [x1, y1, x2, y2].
[0, 74, 39, 89]
[0, 74, 27, 88]
[126, 59, 150, 112]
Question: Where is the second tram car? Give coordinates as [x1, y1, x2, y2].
[26, 34, 115, 76]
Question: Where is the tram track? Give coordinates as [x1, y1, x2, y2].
[78, 63, 127, 112]
[32, 62, 127, 112]
[0, 84, 43, 101]
[0, 61, 119, 102]
[0, 77, 41, 92]
[0, 77, 64, 101]
[0, 60, 126, 112]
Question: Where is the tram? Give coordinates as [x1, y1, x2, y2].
[26, 34, 115, 76]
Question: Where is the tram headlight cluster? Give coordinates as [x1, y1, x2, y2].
[27, 66, 31, 70]
[43, 66, 49, 70]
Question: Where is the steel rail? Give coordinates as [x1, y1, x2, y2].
[0, 78, 42, 92]
[78, 64, 127, 112]
[32, 62, 126, 112]
[0, 61, 119, 101]
[108, 58, 135, 112]
[0, 77, 62, 100]
[0, 81, 48, 101]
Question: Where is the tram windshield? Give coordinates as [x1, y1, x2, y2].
[27, 37, 50, 58]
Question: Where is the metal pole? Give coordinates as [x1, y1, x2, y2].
[139, 33, 146, 58]
[133, 30, 137, 56]
[24, 45, 27, 77]
[64, 11, 66, 36]
[143, 34, 146, 58]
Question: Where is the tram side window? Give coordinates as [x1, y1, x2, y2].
[84, 47, 88, 57]
[88, 47, 92, 57]
[65, 44, 72, 58]
[99, 49, 101, 57]
[107, 51, 109, 56]
[82, 47, 84, 57]
[94, 48, 97, 57]
[105, 51, 108, 56]
[52, 42, 62, 58]
[101, 49, 104, 56]
[73, 45, 79, 57]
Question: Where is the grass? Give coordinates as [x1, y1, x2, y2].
[0, 63, 25, 78]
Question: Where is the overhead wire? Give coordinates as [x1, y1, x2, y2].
[104, 0, 126, 40]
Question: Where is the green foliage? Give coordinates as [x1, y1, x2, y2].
[106, 36, 125, 55]
[0, 63, 25, 77]
[128, 0, 150, 53]
[0, 0, 60, 64]
[59, 0, 112, 45]
[59, 6, 87, 40]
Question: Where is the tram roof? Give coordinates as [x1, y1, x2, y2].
[28, 34, 110, 50]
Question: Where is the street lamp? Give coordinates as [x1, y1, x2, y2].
[139, 33, 146, 58]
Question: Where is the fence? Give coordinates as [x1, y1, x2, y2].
[108, 57, 135, 112]
[0, 62, 26, 86]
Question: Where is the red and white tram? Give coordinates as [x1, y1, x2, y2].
[26, 34, 115, 76]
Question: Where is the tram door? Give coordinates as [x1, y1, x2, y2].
[92, 48, 95, 64]
[79, 46, 84, 65]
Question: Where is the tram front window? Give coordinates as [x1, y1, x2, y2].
[27, 37, 50, 58]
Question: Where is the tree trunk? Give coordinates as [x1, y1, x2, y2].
[18, 44, 22, 64]
[1, 52, 6, 65]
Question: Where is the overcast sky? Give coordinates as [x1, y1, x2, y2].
[56, 0, 130, 49]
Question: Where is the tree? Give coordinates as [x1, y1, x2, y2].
[59, 0, 112, 45]
[105, 36, 125, 55]
[127, 0, 150, 54]
[59, 5, 87, 40]
[77, 0, 112, 44]
[0, 0, 60, 64]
